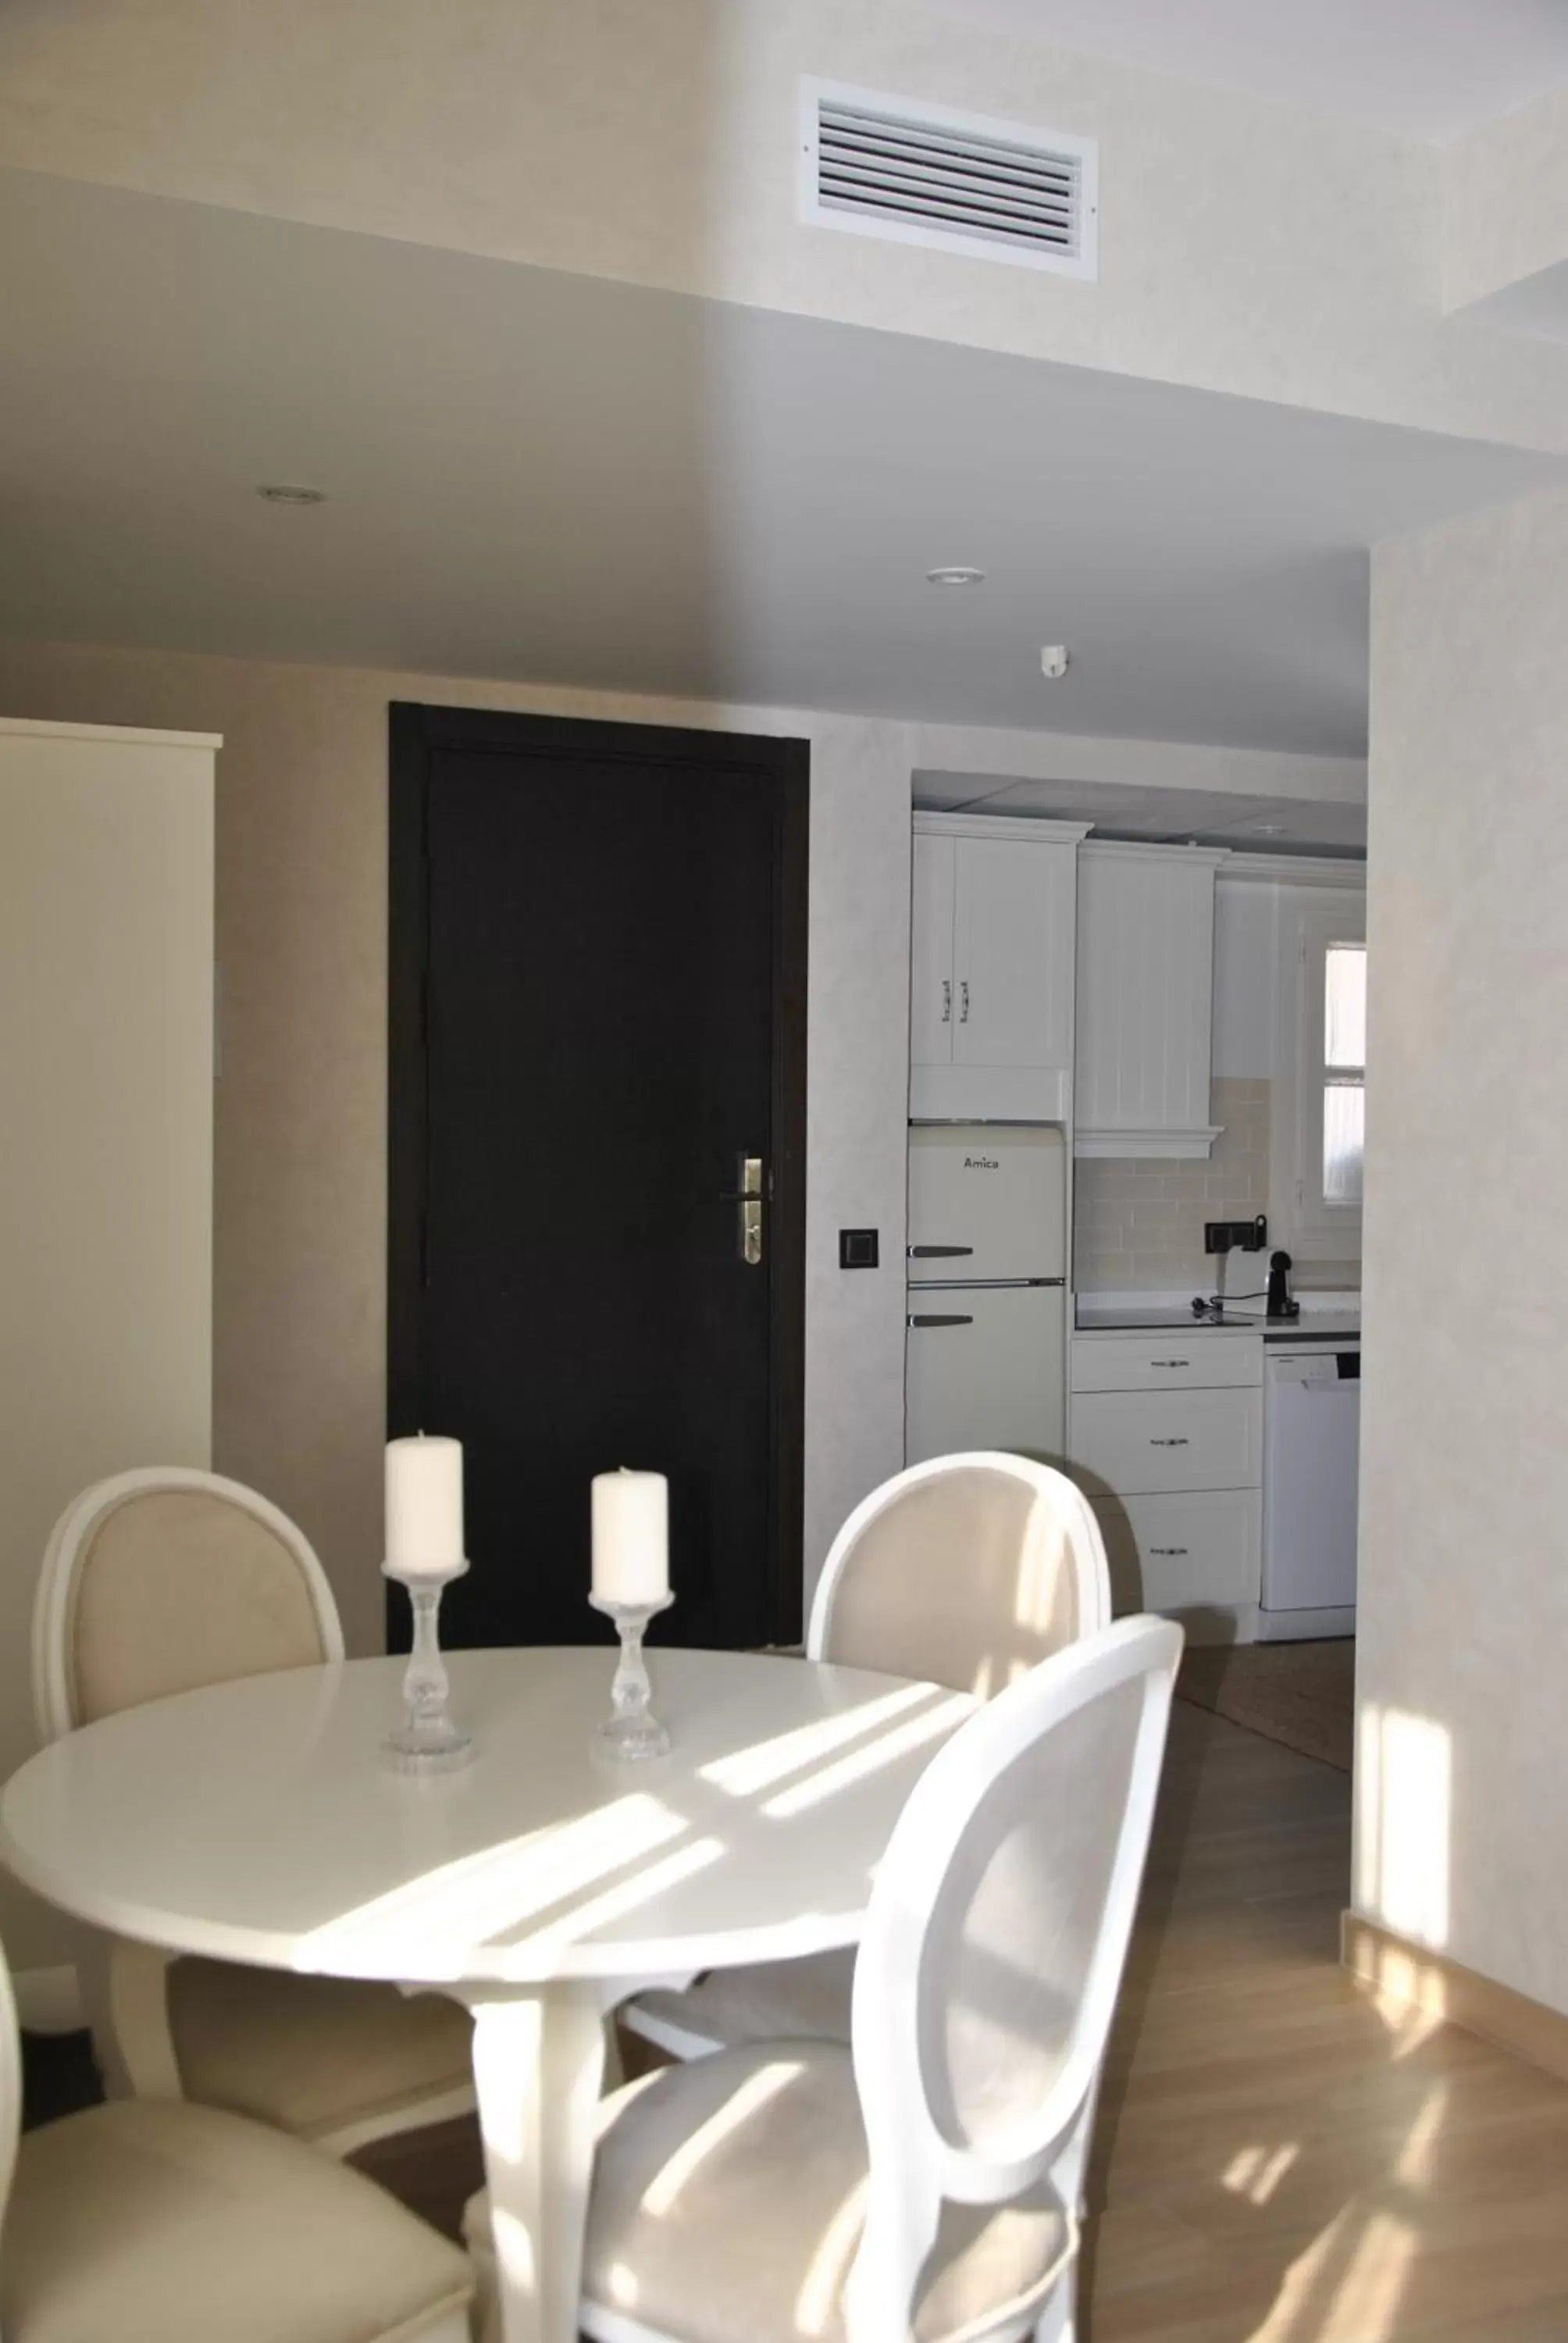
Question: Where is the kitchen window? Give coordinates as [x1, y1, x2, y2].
[1270, 888, 1367, 1259]
[1322, 942, 1367, 1206]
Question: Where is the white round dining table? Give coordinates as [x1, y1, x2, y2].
[0, 1643, 975, 2343]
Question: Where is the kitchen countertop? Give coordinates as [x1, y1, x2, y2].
[1074, 1302, 1361, 1343]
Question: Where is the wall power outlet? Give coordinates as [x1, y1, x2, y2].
[1204, 1215, 1267, 1255]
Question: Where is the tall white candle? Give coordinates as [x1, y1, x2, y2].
[591, 1469, 668, 1607]
[386, 1435, 465, 1578]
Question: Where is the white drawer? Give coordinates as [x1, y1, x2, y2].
[1069, 1386, 1262, 1496]
[1092, 1490, 1261, 1616]
[1071, 1331, 1261, 1393]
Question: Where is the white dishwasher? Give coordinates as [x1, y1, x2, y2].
[1259, 1345, 1360, 1640]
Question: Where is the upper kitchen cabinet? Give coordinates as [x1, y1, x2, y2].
[1075, 841, 1229, 1157]
[911, 814, 1089, 1120]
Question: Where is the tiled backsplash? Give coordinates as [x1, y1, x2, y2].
[1073, 1078, 1270, 1294]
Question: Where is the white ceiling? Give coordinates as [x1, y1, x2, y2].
[940, 0, 1568, 142]
[0, 169, 1561, 756]
[915, 771, 1367, 854]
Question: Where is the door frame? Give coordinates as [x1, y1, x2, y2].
[387, 702, 811, 1645]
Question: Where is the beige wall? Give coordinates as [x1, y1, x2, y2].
[0, 721, 214, 1971]
[0, 640, 918, 1662]
[2, 0, 1568, 451]
[1359, 481, 1568, 2011]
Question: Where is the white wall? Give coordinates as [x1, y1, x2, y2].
[0, 720, 214, 1974]
[2, 0, 1568, 452]
[1360, 480, 1568, 2012]
[1444, 81, 1568, 316]
[1212, 879, 1278, 1081]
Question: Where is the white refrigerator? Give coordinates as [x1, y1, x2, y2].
[905, 1124, 1068, 1468]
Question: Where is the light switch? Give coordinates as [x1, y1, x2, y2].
[839, 1229, 879, 1270]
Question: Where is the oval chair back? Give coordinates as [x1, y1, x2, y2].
[846, 1614, 1181, 2343]
[807, 1453, 1113, 1700]
[0, 1939, 18, 2244]
[32, 1467, 343, 1742]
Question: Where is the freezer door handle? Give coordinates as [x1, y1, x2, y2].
[907, 1313, 975, 1329]
[907, 1243, 975, 1259]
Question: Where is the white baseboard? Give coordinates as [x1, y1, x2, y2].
[15, 1962, 84, 2035]
[1255, 1605, 1356, 1642]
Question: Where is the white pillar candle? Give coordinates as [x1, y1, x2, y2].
[386, 1435, 465, 1578]
[591, 1469, 668, 1607]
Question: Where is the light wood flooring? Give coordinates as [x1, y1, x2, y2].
[360, 1699, 1568, 2340]
[1084, 1701, 1568, 2341]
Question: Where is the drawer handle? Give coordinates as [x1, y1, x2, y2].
[1149, 1546, 1189, 1557]
[1149, 1358, 1190, 1368]
[1149, 1436, 1190, 1446]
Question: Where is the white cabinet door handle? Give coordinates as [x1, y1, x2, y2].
[1150, 1545, 1189, 1557]
[959, 979, 971, 1024]
[1149, 1359, 1190, 1368]
[1149, 1436, 1190, 1447]
[941, 979, 952, 1025]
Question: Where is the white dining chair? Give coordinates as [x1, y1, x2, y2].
[0, 1931, 473, 2343]
[31, 1467, 476, 2155]
[465, 1614, 1181, 2343]
[622, 1453, 1114, 2062]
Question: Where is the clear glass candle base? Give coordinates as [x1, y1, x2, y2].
[382, 1563, 474, 1775]
[590, 1592, 674, 1762]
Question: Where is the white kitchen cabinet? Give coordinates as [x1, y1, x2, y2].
[1092, 1490, 1261, 1616]
[1068, 1328, 1263, 1639]
[1074, 841, 1228, 1157]
[910, 813, 1088, 1120]
[1069, 1385, 1263, 1497]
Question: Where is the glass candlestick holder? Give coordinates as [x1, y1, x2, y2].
[381, 1558, 473, 1774]
[589, 1592, 674, 1761]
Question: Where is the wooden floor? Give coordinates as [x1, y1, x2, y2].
[1084, 1701, 1568, 2341]
[356, 1698, 1568, 2340]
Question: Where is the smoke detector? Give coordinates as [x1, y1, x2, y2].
[1040, 645, 1070, 679]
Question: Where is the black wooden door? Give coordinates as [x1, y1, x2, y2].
[389, 706, 807, 1651]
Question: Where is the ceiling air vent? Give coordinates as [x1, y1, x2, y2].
[800, 79, 1097, 280]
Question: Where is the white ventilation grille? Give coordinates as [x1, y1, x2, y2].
[800, 80, 1097, 280]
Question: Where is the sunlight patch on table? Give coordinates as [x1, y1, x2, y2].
[700, 1682, 940, 1798]
[504, 1835, 725, 1960]
[762, 1693, 975, 1819]
[293, 1792, 686, 1971]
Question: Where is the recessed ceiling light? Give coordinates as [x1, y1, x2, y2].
[925, 565, 985, 587]
[256, 483, 328, 506]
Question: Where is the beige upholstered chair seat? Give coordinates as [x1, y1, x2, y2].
[168, 1957, 474, 2142]
[628, 1945, 856, 2059]
[2, 2095, 472, 2343]
[465, 2042, 1071, 2343]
